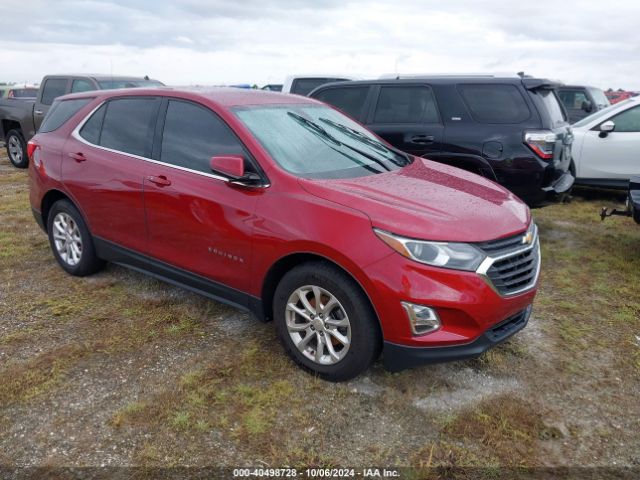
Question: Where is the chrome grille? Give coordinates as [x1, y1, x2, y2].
[476, 224, 540, 296]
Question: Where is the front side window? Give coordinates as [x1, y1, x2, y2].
[40, 78, 68, 105]
[160, 100, 245, 173]
[235, 104, 411, 179]
[610, 105, 640, 132]
[373, 86, 439, 124]
[99, 98, 159, 157]
[312, 87, 369, 120]
[39, 98, 93, 133]
[71, 79, 95, 93]
[459, 84, 531, 124]
[558, 89, 589, 109]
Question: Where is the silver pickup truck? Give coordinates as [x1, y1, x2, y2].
[0, 74, 163, 168]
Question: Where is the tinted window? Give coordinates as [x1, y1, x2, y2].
[79, 104, 107, 144]
[161, 100, 245, 173]
[373, 86, 439, 124]
[291, 78, 347, 96]
[313, 87, 369, 119]
[97, 80, 164, 89]
[531, 89, 566, 127]
[39, 98, 92, 133]
[558, 89, 589, 109]
[40, 78, 67, 105]
[71, 79, 95, 93]
[100, 98, 159, 157]
[11, 88, 38, 98]
[611, 105, 640, 132]
[459, 84, 530, 124]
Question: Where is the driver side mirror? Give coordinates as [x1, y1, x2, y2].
[599, 120, 615, 138]
[210, 155, 263, 187]
[581, 100, 593, 113]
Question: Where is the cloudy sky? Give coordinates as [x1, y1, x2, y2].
[1, 0, 638, 89]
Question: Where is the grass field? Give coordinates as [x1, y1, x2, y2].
[0, 151, 638, 476]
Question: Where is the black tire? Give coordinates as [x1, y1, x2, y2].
[6, 129, 28, 168]
[273, 261, 382, 381]
[47, 199, 105, 276]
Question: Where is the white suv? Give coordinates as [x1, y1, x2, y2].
[572, 97, 640, 188]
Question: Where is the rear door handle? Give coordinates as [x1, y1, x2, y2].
[34, 110, 44, 116]
[409, 135, 435, 144]
[68, 152, 86, 162]
[146, 175, 172, 187]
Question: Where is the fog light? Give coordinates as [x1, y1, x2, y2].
[401, 302, 441, 335]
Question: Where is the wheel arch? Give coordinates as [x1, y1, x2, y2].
[2, 120, 22, 140]
[40, 189, 74, 232]
[260, 252, 384, 336]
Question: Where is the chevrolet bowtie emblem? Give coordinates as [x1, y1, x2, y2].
[522, 231, 534, 245]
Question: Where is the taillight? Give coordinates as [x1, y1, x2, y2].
[524, 131, 556, 160]
[27, 140, 39, 160]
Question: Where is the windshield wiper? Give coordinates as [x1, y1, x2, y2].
[287, 111, 392, 172]
[318, 117, 412, 166]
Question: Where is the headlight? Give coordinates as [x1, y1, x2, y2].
[374, 228, 486, 271]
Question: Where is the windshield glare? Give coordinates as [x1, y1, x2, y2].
[234, 105, 411, 179]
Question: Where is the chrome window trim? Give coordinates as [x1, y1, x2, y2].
[476, 224, 541, 297]
[71, 99, 270, 187]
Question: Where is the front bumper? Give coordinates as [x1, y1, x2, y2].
[383, 305, 531, 371]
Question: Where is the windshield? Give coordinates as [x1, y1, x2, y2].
[98, 80, 164, 89]
[573, 99, 634, 127]
[234, 104, 411, 179]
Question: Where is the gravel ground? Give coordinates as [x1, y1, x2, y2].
[0, 150, 639, 478]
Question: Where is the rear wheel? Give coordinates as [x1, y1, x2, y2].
[273, 261, 381, 381]
[47, 200, 105, 276]
[6, 129, 28, 168]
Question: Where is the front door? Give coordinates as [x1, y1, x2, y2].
[143, 99, 261, 293]
[578, 105, 640, 182]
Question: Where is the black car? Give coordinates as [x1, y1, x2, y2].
[557, 85, 610, 123]
[309, 76, 574, 206]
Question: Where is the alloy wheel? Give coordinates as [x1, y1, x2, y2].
[7, 135, 23, 164]
[52, 212, 83, 266]
[285, 285, 352, 365]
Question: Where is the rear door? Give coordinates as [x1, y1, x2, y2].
[143, 98, 259, 293]
[35, 77, 70, 132]
[578, 104, 640, 182]
[364, 84, 443, 157]
[63, 96, 160, 253]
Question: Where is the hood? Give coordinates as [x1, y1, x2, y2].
[299, 158, 530, 242]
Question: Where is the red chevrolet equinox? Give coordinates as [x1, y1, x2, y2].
[28, 88, 539, 381]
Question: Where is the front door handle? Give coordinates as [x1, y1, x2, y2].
[409, 135, 435, 145]
[146, 175, 172, 187]
[68, 152, 86, 162]
[34, 110, 44, 116]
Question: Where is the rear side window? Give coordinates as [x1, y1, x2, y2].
[459, 84, 530, 124]
[79, 104, 107, 144]
[40, 78, 68, 105]
[99, 98, 159, 157]
[39, 98, 92, 133]
[160, 100, 245, 173]
[610, 105, 640, 132]
[71, 79, 95, 93]
[291, 78, 348, 96]
[313, 87, 369, 119]
[373, 86, 439, 124]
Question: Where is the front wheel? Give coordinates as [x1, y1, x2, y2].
[6, 130, 28, 168]
[273, 261, 381, 381]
